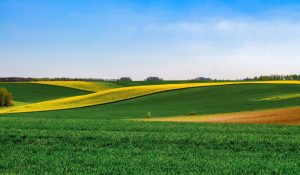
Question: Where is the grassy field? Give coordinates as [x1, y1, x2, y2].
[0, 117, 299, 174]
[0, 83, 90, 103]
[0, 82, 300, 174]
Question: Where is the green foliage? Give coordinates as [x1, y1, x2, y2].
[147, 111, 152, 118]
[245, 74, 300, 81]
[187, 111, 197, 115]
[0, 83, 90, 103]
[0, 87, 13, 107]
[145, 76, 163, 81]
[118, 77, 132, 82]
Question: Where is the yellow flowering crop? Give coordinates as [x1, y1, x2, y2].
[1, 80, 300, 114]
[31, 81, 113, 92]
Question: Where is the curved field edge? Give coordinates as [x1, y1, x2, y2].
[0, 82, 90, 103]
[138, 107, 300, 125]
[30, 81, 116, 92]
[2, 81, 300, 114]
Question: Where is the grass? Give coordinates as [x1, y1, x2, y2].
[1, 82, 300, 174]
[3, 84, 300, 119]
[0, 117, 299, 174]
[0, 83, 90, 103]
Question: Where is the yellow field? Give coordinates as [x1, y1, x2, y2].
[1, 80, 300, 114]
[32, 81, 113, 92]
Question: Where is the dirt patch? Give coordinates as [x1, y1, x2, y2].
[140, 107, 300, 125]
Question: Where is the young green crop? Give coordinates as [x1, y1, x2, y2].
[0, 117, 299, 174]
[0, 83, 90, 103]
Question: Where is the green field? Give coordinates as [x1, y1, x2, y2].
[0, 83, 90, 103]
[0, 118, 299, 174]
[0, 82, 299, 174]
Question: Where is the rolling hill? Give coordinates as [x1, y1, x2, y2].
[0, 82, 90, 103]
[3, 83, 300, 123]
[2, 81, 300, 114]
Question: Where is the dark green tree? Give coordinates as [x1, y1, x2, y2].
[118, 77, 132, 81]
[145, 76, 163, 81]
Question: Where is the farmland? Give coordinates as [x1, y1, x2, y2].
[0, 83, 90, 103]
[0, 81, 299, 174]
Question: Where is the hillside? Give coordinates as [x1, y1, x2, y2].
[0, 83, 90, 103]
[2, 83, 300, 122]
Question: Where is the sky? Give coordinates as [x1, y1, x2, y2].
[1, 0, 300, 80]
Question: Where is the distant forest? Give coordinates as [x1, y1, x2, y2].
[1, 74, 300, 82]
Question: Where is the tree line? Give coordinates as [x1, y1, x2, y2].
[243, 74, 300, 81]
[1, 75, 300, 82]
[0, 76, 165, 82]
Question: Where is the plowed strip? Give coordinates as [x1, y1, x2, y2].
[141, 107, 300, 125]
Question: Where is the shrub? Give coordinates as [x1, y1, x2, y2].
[187, 111, 197, 116]
[147, 112, 152, 118]
[0, 87, 13, 107]
[118, 77, 132, 81]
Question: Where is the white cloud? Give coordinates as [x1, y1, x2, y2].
[144, 19, 300, 36]
[137, 19, 300, 79]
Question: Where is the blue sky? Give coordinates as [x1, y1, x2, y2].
[1, 0, 300, 80]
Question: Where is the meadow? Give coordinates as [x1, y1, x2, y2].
[0, 81, 299, 174]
